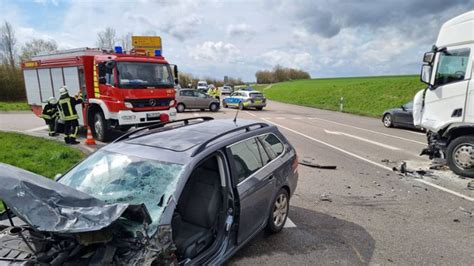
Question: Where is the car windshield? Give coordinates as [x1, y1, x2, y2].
[117, 62, 174, 88]
[59, 150, 183, 233]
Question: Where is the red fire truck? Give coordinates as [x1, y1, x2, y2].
[21, 39, 177, 141]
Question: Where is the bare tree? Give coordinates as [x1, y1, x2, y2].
[20, 38, 57, 61]
[96, 27, 117, 49]
[0, 21, 17, 68]
[120, 32, 133, 51]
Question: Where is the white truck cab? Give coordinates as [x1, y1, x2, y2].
[414, 11, 474, 177]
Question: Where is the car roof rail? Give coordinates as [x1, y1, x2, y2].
[113, 117, 214, 143]
[191, 122, 269, 157]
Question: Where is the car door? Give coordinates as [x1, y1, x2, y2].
[227, 137, 276, 244]
[399, 102, 414, 126]
[179, 90, 194, 108]
[195, 91, 211, 109]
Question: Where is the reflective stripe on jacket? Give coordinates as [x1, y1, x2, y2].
[58, 95, 83, 121]
[41, 103, 58, 120]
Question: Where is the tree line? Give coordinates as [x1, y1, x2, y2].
[255, 65, 311, 84]
[178, 72, 244, 88]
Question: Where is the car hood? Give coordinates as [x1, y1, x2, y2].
[0, 163, 151, 234]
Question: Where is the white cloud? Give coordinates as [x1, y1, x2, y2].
[190, 41, 241, 63]
[227, 23, 255, 39]
[260, 50, 313, 70]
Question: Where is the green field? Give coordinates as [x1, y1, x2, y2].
[0, 132, 85, 212]
[0, 101, 30, 111]
[261, 75, 425, 117]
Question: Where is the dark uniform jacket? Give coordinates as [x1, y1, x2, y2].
[41, 103, 58, 120]
[58, 95, 83, 121]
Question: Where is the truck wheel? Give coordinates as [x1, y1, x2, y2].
[383, 114, 393, 128]
[176, 103, 185, 113]
[446, 136, 474, 178]
[209, 103, 219, 112]
[92, 111, 111, 142]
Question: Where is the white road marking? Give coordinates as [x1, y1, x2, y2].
[404, 130, 426, 136]
[324, 129, 400, 151]
[284, 217, 296, 228]
[276, 117, 286, 120]
[292, 117, 303, 120]
[244, 111, 257, 117]
[261, 118, 474, 202]
[303, 116, 426, 145]
[25, 125, 48, 132]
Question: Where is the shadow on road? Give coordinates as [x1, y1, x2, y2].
[229, 206, 375, 265]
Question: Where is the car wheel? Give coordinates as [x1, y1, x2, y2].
[176, 103, 185, 113]
[92, 111, 110, 142]
[383, 114, 393, 128]
[238, 102, 244, 110]
[266, 188, 289, 234]
[209, 103, 219, 112]
[446, 136, 474, 178]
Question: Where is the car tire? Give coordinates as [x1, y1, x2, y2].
[446, 136, 474, 178]
[92, 111, 110, 142]
[209, 103, 219, 112]
[238, 102, 244, 110]
[266, 188, 289, 234]
[383, 114, 393, 128]
[176, 103, 185, 113]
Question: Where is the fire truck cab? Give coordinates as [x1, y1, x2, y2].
[22, 45, 178, 141]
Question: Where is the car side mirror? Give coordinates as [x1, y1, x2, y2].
[420, 64, 433, 85]
[54, 173, 62, 181]
[423, 52, 435, 64]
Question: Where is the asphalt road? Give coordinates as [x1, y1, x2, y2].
[1, 101, 473, 265]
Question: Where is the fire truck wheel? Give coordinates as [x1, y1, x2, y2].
[176, 103, 185, 113]
[92, 111, 111, 142]
[446, 136, 474, 178]
[209, 103, 219, 112]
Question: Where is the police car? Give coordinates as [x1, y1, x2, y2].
[222, 90, 267, 110]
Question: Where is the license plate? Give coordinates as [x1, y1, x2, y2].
[147, 113, 160, 119]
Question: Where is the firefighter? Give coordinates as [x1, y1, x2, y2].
[57, 86, 83, 145]
[41, 97, 59, 137]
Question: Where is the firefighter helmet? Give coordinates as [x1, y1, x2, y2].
[59, 86, 68, 95]
[47, 97, 57, 105]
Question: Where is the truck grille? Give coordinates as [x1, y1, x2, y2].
[126, 98, 172, 108]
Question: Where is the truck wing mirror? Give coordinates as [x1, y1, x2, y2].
[420, 64, 433, 85]
[173, 65, 179, 85]
[423, 52, 435, 64]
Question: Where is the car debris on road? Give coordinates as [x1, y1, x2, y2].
[299, 157, 337, 169]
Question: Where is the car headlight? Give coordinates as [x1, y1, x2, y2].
[124, 102, 133, 108]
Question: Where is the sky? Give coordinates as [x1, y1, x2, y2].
[1, 0, 473, 81]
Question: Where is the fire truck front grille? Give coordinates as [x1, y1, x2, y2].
[126, 98, 172, 108]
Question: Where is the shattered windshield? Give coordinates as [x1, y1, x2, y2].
[117, 62, 174, 88]
[58, 150, 183, 233]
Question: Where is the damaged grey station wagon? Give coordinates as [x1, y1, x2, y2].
[0, 117, 298, 265]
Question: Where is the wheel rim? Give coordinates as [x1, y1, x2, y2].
[211, 104, 217, 111]
[384, 115, 391, 127]
[94, 114, 103, 139]
[272, 193, 288, 227]
[453, 143, 474, 169]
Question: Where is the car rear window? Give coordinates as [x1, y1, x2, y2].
[259, 133, 284, 159]
[250, 93, 263, 98]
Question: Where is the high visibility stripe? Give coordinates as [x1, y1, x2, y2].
[71, 126, 79, 138]
[93, 61, 100, 98]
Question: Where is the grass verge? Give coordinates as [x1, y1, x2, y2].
[0, 101, 30, 111]
[262, 75, 425, 117]
[0, 131, 85, 212]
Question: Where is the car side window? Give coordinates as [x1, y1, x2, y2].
[180, 90, 193, 96]
[259, 134, 284, 159]
[229, 138, 264, 183]
[435, 48, 470, 86]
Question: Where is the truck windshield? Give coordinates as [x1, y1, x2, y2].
[117, 62, 174, 88]
[59, 150, 184, 234]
